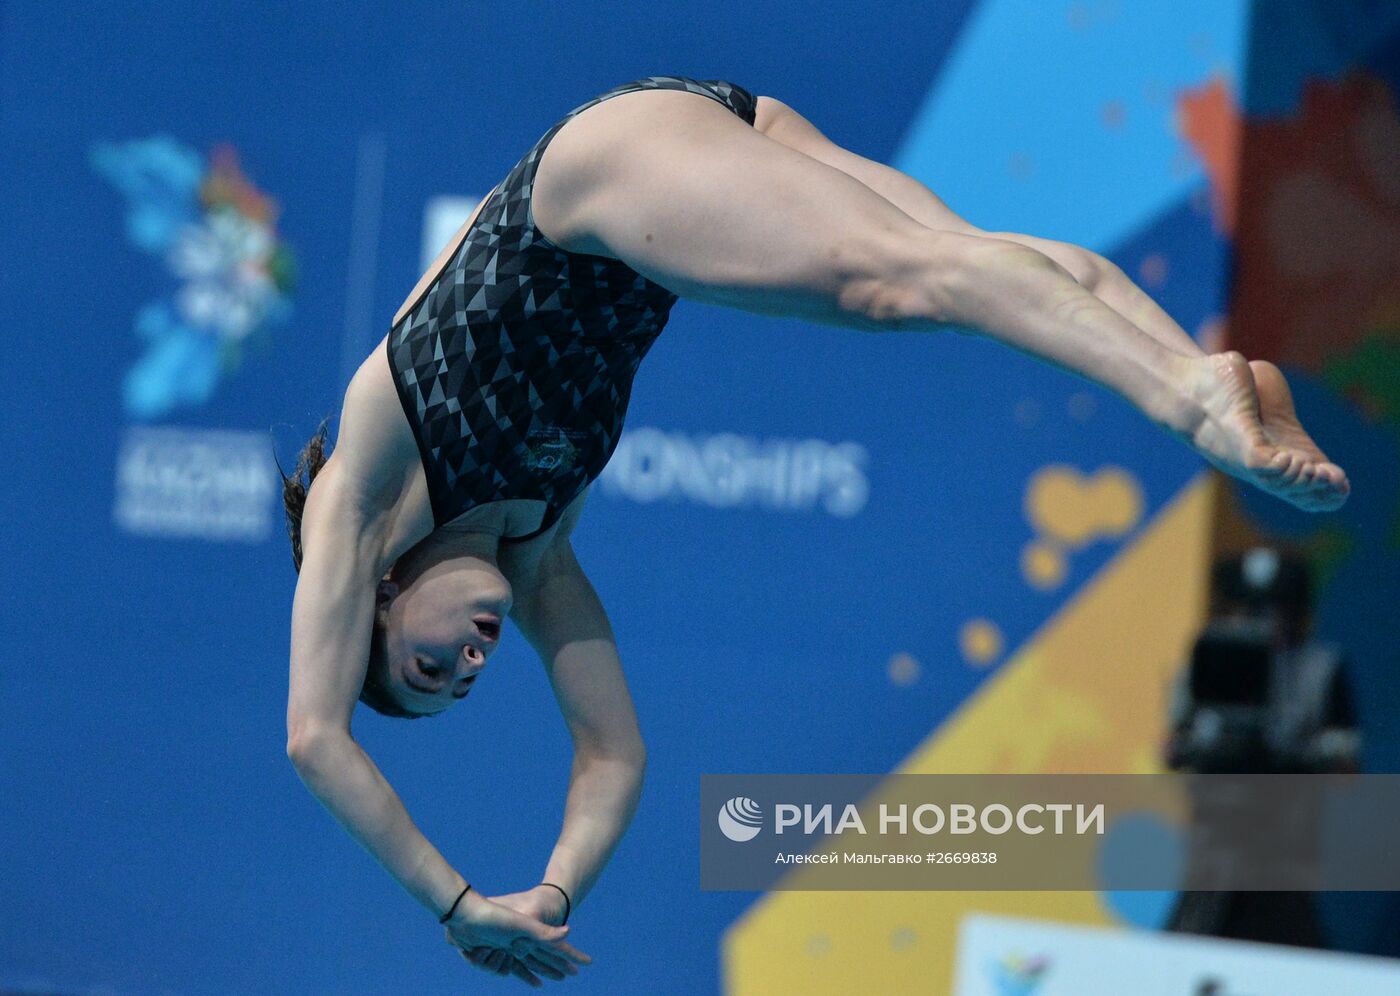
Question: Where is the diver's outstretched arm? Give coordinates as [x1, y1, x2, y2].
[531, 87, 1348, 512]
[286, 459, 463, 916]
[508, 533, 647, 921]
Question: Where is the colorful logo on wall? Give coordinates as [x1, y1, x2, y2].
[91, 136, 296, 419]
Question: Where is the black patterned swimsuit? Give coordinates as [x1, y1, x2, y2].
[387, 76, 758, 541]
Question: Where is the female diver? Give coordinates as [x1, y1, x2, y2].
[282, 76, 1350, 986]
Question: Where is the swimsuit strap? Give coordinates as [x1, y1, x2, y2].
[498, 503, 561, 545]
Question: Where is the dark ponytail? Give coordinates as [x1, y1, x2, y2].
[279, 417, 331, 573]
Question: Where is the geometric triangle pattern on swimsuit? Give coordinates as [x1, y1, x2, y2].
[387, 75, 758, 536]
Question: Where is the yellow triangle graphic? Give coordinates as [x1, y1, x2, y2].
[722, 477, 1215, 995]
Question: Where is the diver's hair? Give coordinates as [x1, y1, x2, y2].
[279, 417, 331, 573]
[278, 419, 427, 720]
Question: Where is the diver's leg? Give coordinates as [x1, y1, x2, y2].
[983, 232, 1206, 358]
[531, 88, 1348, 511]
[757, 95, 1207, 359]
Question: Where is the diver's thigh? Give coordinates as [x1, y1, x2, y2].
[532, 88, 949, 325]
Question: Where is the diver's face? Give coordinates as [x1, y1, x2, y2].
[378, 557, 513, 716]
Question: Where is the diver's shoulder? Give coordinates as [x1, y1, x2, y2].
[318, 338, 436, 553]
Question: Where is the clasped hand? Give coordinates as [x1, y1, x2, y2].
[444, 884, 590, 987]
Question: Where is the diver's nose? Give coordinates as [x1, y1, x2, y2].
[461, 643, 487, 672]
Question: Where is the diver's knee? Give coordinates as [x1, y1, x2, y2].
[836, 228, 977, 330]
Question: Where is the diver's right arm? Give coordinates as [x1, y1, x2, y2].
[284, 456, 472, 921]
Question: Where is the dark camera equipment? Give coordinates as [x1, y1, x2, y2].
[1176, 617, 1278, 773]
[1164, 548, 1360, 949]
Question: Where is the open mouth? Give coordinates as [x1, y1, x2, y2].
[474, 616, 502, 642]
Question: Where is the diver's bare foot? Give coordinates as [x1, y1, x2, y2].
[1181, 352, 1350, 512]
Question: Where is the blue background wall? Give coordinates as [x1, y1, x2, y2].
[3, 2, 1395, 993]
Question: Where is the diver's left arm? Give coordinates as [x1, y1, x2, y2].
[508, 537, 647, 919]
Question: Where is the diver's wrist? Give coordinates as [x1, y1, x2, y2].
[538, 881, 572, 925]
[433, 873, 472, 924]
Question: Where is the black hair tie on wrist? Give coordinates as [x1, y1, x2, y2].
[439, 883, 472, 924]
[540, 881, 571, 925]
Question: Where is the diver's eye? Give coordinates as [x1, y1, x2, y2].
[403, 659, 441, 695]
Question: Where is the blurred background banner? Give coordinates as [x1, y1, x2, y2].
[952, 915, 1400, 995]
[2, 2, 1396, 994]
